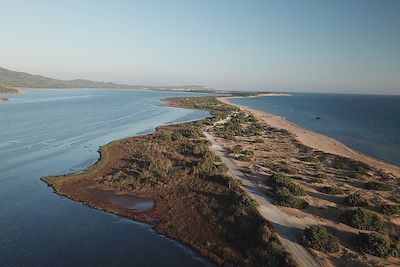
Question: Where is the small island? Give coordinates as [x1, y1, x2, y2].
[43, 95, 400, 267]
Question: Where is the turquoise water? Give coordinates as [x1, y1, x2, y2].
[231, 93, 400, 165]
[0, 89, 213, 267]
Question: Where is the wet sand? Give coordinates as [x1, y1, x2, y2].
[218, 96, 400, 177]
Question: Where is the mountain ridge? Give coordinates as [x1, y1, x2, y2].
[0, 67, 215, 92]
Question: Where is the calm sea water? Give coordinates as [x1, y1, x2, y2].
[0, 89, 213, 267]
[231, 93, 400, 165]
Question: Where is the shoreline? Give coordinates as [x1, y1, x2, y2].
[218, 96, 400, 177]
[42, 100, 294, 267]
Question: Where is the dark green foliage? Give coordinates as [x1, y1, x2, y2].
[230, 145, 243, 154]
[315, 172, 327, 179]
[270, 173, 306, 196]
[167, 96, 238, 119]
[311, 178, 324, 184]
[343, 193, 369, 207]
[319, 186, 345, 195]
[302, 226, 340, 253]
[303, 156, 320, 164]
[380, 204, 400, 215]
[270, 173, 309, 209]
[237, 155, 252, 162]
[273, 163, 298, 175]
[364, 181, 393, 191]
[341, 208, 383, 230]
[349, 172, 364, 179]
[254, 138, 264, 143]
[355, 232, 400, 258]
[332, 158, 371, 174]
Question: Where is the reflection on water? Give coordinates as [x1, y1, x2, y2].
[0, 89, 213, 267]
[90, 188, 154, 212]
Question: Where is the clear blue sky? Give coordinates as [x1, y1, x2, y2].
[1, 0, 399, 94]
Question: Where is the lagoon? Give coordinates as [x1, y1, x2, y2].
[0, 89, 213, 267]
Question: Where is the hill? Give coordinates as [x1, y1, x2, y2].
[0, 67, 214, 92]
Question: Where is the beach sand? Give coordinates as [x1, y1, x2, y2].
[218, 96, 400, 177]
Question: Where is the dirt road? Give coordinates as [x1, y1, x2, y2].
[203, 130, 323, 267]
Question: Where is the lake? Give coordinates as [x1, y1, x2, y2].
[0, 89, 213, 267]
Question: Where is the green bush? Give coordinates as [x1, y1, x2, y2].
[341, 208, 383, 231]
[230, 145, 243, 154]
[253, 138, 264, 143]
[237, 155, 252, 162]
[343, 193, 369, 207]
[311, 178, 324, 184]
[271, 173, 306, 196]
[365, 181, 393, 191]
[319, 186, 345, 195]
[355, 232, 400, 258]
[273, 192, 309, 209]
[380, 204, 400, 215]
[315, 173, 327, 179]
[302, 226, 340, 253]
[243, 150, 254, 156]
[304, 156, 320, 164]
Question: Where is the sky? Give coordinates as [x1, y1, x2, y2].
[0, 0, 399, 94]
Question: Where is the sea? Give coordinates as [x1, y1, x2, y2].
[230, 93, 400, 166]
[0, 89, 213, 267]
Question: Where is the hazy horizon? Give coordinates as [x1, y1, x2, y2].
[1, 0, 399, 95]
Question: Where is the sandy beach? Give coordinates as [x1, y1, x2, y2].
[218, 96, 400, 177]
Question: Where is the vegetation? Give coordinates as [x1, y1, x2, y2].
[319, 186, 345, 195]
[0, 67, 214, 91]
[92, 99, 293, 266]
[166, 96, 238, 120]
[270, 173, 306, 196]
[302, 226, 340, 253]
[380, 204, 400, 216]
[270, 173, 309, 209]
[364, 181, 393, 191]
[343, 193, 369, 207]
[355, 232, 400, 258]
[341, 208, 383, 231]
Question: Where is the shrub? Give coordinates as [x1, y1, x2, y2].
[349, 172, 364, 179]
[355, 232, 400, 258]
[343, 193, 369, 207]
[237, 155, 252, 162]
[302, 226, 340, 253]
[365, 181, 393, 191]
[341, 208, 383, 231]
[380, 204, 400, 216]
[319, 186, 345, 195]
[271, 173, 306, 196]
[243, 150, 254, 156]
[315, 172, 327, 179]
[254, 138, 264, 143]
[311, 178, 324, 184]
[231, 145, 243, 154]
[273, 192, 309, 209]
[304, 156, 320, 164]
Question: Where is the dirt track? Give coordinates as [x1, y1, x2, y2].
[204, 129, 322, 267]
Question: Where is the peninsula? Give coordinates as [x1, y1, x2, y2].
[43, 95, 400, 267]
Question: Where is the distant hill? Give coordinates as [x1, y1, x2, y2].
[0, 67, 215, 92]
